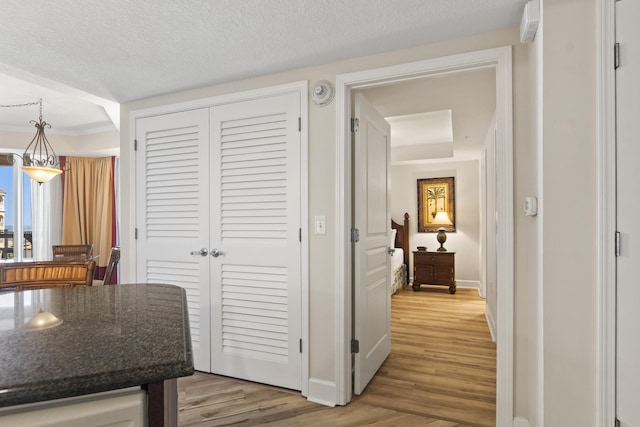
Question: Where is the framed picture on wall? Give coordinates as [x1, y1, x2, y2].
[417, 177, 456, 233]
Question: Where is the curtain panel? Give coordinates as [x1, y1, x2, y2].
[61, 157, 114, 277]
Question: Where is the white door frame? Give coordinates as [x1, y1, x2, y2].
[128, 81, 310, 397]
[334, 46, 514, 425]
[596, 0, 616, 425]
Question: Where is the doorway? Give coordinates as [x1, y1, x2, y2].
[335, 46, 514, 425]
[351, 66, 497, 423]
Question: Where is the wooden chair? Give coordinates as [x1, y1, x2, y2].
[0, 260, 96, 291]
[94, 246, 120, 286]
[52, 244, 94, 261]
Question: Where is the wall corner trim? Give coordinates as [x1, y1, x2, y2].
[485, 304, 497, 343]
[513, 416, 531, 427]
[307, 378, 337, 407]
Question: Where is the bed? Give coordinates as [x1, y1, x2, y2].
[390, 212, 410, 294]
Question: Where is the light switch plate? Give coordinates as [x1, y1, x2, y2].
[314, 216, 326, 234]
[524, 197, 538, 216]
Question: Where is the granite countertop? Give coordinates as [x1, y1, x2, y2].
[0, 283, 194, 407]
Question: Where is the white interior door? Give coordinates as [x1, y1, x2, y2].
[209, 92, 302, 390]
[353, 92, 391, 394]
[135, 109, 211, 372]
[616, 1, 640, 425]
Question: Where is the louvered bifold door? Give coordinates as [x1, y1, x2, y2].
[210, 92, 302, 390]
[135, 109, 211, 372]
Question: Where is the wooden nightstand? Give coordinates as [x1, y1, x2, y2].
[412, 251, 456, 294]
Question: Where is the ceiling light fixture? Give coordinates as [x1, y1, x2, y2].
[0, 98, 67, 184]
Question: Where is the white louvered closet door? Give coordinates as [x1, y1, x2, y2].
[210, 92, 302, 390]
[135, 109, 211, 372]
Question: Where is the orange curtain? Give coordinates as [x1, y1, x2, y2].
[61, 157, 114, 272]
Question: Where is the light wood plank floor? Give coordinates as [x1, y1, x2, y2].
[178, 287, 496, 426]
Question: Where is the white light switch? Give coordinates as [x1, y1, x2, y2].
[314, 216, 326, 235]
[524, 197, 538, 216]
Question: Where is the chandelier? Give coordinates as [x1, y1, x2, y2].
[0, 98, 67, 184]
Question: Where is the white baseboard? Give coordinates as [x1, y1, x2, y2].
[456, 280, 481, 290]
[485, 304, 497, 343]
[306, 378, 336, 407]
[513, 416, 531, 427]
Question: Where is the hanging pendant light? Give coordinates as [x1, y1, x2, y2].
[0, 98, 69, 184]
[19, 99, 64, 184]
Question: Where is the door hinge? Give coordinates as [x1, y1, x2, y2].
[351, 339, 360, 354]
[615, 231, 621, 257]
[298, 117, 301, 132]
[351, 228, 359, 243]
[615, 418, 620, 427]
[299, 339, 302, 353]
[299, 228, 302, 242]
[351, 118, 359, 132]
[134, 139, 138, 151]
[135, 228, 138, 240]
[615, 42, 620, 69]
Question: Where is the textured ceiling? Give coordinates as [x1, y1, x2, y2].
[0, 0, 524, 132]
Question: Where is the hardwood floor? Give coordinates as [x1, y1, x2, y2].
[178, 287, 496, 426]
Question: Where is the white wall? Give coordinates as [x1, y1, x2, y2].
[542, 0, 596, 425]
[120, 27, 534, 412]
[0, 129, 119, 157]
[390, 160, 480, 287]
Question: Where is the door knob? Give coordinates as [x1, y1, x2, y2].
[210, 248, 223, 258]
[190, 248, 208, 257]
[388, 246, 395, 255]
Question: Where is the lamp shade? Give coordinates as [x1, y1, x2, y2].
[20, 166, 62, 183]
[432, 210, 452, 226]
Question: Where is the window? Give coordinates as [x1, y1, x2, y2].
[0, 153, 32, 260]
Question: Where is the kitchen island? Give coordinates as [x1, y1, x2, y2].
[0, 283, 194, 426]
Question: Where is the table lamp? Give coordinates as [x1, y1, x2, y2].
[433, 211, 452, 252]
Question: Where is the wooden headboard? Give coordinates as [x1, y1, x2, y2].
[391, 212, 410, 268]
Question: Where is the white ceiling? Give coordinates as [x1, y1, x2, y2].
[0, 0, 525, 133]
[387, 110, 454, 147]
[387, 110, 455, 160]
[0, 73, 116, 135]
[361, 68, 496, 163]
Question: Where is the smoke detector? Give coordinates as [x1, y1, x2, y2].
[312, 80, 335, 107]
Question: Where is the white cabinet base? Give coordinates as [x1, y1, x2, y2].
[0, 388, 145, 427]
